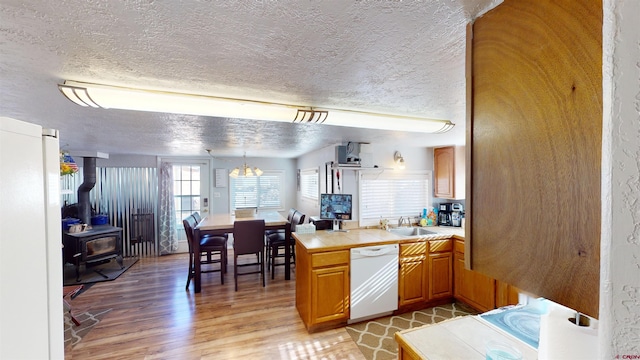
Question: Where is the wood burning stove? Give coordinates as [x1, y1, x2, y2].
[62, 155, 126, 281]
[63, 225, 123, 281]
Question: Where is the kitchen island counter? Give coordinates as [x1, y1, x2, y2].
[293, 226, 464, 253]
[293, 226, 464, 332]
[395, 315, 537, 360]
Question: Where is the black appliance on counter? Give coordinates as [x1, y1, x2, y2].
[309, 215, 333, 231]
[438, 203, 464, 227]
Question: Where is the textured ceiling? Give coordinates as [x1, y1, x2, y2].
[0, 0, 500, 158]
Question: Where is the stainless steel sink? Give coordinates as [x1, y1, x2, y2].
[388, 227, 436, 236]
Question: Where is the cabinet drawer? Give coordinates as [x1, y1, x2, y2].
[454, 240, 465, 254]
[311, 250, 349, 268]
[429, 239, 452, 253]
[400, 242, 427, 257]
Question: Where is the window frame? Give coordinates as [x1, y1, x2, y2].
[229, 170, 286, 211]
[300, 167, 320, 203]
[358, 170, 432, 227]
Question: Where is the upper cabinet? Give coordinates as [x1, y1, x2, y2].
[434, 146, 465, 199]
[468, 0, 602, 317]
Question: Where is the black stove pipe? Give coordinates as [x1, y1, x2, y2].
[77, 157, 96, 225]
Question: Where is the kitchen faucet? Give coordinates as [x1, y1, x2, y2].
[398, 216, 409, 227]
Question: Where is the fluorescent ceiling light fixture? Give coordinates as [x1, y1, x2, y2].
[58, 81, 455, 133]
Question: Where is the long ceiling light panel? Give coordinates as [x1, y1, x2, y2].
[58, 80, 455, 133]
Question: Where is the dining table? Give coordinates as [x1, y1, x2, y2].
[193, 210, 290, 293]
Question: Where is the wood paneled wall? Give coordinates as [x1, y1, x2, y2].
[468, 0, 602, 317]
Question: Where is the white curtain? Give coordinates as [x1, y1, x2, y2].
[158, 161, 178, 255]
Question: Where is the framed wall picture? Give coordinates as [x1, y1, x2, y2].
[215, 168, 228, 188]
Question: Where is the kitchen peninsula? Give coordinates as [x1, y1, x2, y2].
[293, 226, 466, 332]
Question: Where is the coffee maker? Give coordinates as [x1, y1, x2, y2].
[437, 203, 453, 226]
[438, 203, 464, 227]
[451, 203, 464, 227]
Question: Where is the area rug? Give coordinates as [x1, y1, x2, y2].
[346, 303, 478, 360]
[63, 257, 138, 286]
[64, 308, 112, 348]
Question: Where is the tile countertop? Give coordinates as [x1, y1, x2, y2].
[293, 226, 465, 253]
[395, 316, 537, 360]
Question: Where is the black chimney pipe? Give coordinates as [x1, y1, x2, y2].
[77, 157, 96, 225]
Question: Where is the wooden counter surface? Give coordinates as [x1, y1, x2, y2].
[293, 226, 465, 253]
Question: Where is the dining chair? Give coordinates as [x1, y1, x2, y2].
[267, 211, 305, 278]
[233, 219, 266, 291]
[265, 207, 296, 237]
[192, 211, 208, 224]
[183, 215, 228, 290]
[193, 211, 230, 243]
[191, 212, 230, 269]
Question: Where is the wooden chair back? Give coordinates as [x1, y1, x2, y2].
[286, 208, 297, 221]
[233, 220, 265, 255]
[183, 215, 197, 253]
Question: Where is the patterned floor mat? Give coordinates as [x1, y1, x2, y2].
[64, 308, 112, 348]
[345, 303, 478, 360]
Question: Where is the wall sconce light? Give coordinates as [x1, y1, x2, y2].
[58, 80, 455, 133]
[394, 151, 405, 169]
[229, 153, 262, 178]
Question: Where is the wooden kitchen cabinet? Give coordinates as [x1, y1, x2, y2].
[398, 242, 428, 307]
[311, 264, 349, 323]
[454, 240, 520, 312]
[495, 280, 520, 308]
[454, 240, 496, 312]
[433, 146, 465, 199]
[469, 0, 601, 317]
[428, 240, 453, 300]
[296, 244, 350, 332]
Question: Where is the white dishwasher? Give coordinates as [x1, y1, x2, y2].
[349, 244, 399, 322]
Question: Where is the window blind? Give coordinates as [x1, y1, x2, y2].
[359, 172, 431, 227]
[300, 168, 319, 201]
[230, 170, 284, 210]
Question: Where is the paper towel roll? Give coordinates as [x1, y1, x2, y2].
[538, 307, 598, 359]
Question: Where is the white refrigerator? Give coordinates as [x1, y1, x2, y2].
[0, 117, 64, 359]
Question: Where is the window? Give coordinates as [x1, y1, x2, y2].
[230, 170, 285, 210]
[300, 168, 319, 202]
[359, 171, 431, 227]
[173, 164, 201, 227]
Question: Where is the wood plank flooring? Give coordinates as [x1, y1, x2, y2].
[64, 253, 365, 360]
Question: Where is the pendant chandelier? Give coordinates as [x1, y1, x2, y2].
[229, 153, 263, 178]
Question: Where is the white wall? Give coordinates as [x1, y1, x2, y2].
[96, 154, 158, 168]
[92, 154, 296, 216]
[600, 0, 640, 357]
[208, 156, 297, 215]
[295, 143, 432, 221]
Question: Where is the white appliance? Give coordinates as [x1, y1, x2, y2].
[350, 244, 399, 322]
[0, 117, 64, 359]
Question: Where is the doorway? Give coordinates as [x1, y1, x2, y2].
[173, 162, 210, 253]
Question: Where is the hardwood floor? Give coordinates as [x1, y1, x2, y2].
[65, 253, 365, 360]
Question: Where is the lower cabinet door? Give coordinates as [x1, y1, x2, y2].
[429, 252, 453, 300]
[399, 256, 427, 306]
[454, 252, 495, 312]
[311, 265, 350, 324]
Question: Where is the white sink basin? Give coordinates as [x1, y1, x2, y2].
[388, 227, 436, 236]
